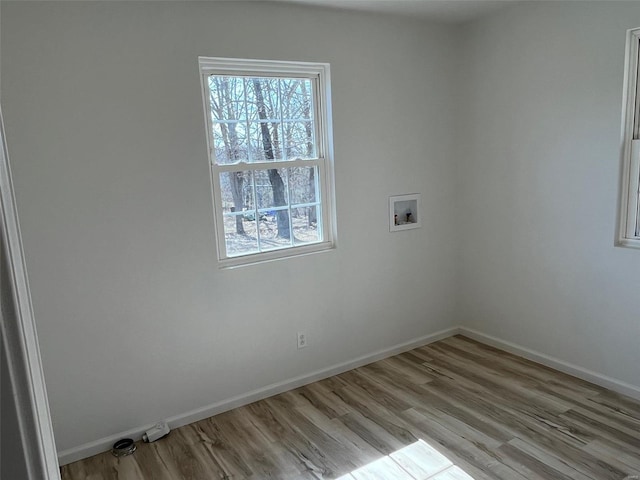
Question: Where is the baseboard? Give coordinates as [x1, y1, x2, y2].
[57, 326, 460, 465]
[459, 327, 640, 401]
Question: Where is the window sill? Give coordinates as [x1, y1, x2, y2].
[219, 241, 335, 269]
[616, 237, 640, 249]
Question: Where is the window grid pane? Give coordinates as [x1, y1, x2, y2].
[209, 75, 318, 165]
[223, 212, 258, 257]
[214, 165, 324, 258]
[292, 206, 321, 246]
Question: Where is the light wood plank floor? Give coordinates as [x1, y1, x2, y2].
[61, 335, 640, 479]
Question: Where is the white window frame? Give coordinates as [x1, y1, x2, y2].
[619, 28, 640, 248]
[199, 57, 336, 267]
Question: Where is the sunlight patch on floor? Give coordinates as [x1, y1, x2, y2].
[334, 439, 475, 480]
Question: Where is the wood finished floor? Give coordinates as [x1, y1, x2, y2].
[60, 335, 640, 480]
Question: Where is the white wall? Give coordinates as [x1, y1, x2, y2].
[1, 1, 459, 453]
[458, 1, 640, 389]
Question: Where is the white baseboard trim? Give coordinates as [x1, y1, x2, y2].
[459, 327, 640, 401]
[57, 326, 460, 465]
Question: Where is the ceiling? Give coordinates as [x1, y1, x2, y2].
[5, 0, 518, 24]
[272, 0, 516, 23]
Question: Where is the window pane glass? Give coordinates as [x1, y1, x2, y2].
[248, 122, 284, 161]
[281, 79, 313, 116]
[292, 206, 320, 245]
[208, 76, 246, 121]
[281, 78, 315, 159]
[212, 121, 249, 164]
[246, 77, 281, 163]
[209, 75, 318, 164]
[289, 166, 319, 205]
[254, 168, 289, 209]
[258, 211, 292, 251]
[223, 213, 259, 257]
[245, 77, 281, 121]
[220, 170, 259, 257]
[253, 167, 292, 248]
[284, 121, 315, 159]
[219, 171, 254, 212]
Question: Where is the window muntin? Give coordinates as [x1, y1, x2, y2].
[200, 58, 334, 265]
[619, 29, 640, 247]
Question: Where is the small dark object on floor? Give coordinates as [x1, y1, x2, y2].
[111, 438, 136, 457]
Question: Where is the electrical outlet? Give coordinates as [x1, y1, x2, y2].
[297, 332, 308, 349]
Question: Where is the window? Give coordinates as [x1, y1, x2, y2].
[619, 28, 640, 248]
[199, 57, 336, 266]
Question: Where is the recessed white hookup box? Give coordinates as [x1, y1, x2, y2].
[390, 193, 421, 232]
